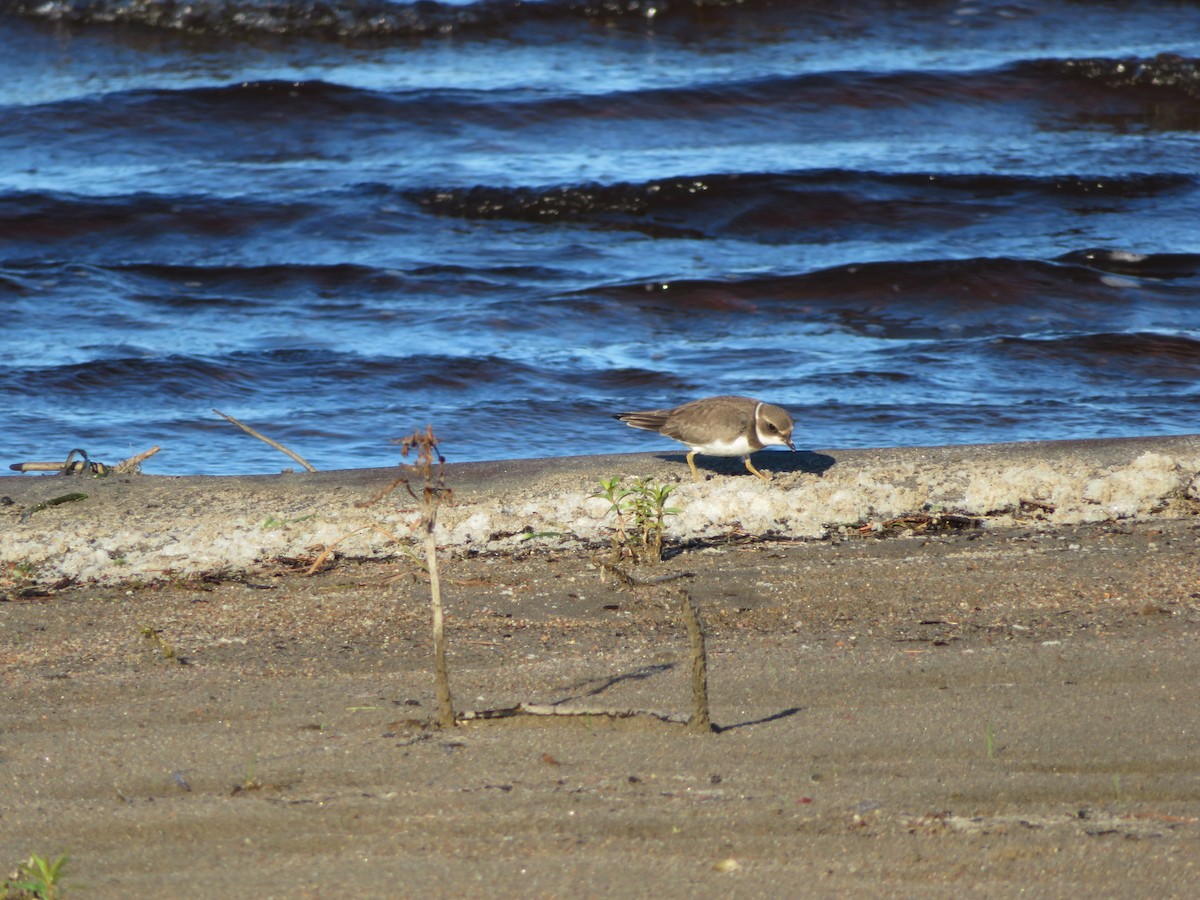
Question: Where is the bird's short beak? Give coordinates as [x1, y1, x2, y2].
[786, 438, 796, 451]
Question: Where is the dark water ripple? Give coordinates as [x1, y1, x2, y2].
[407, 171, 1198, 242]
[0, 0, 997, 39]
[12, 56, 1200, 133]
[2, 0, 737, 37]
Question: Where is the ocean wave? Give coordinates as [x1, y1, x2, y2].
[10, 53, 1198, 159]
[0, 0, 790, 39]
[0, 190, 314, 248]
[0, 348, 690, 411]
[588, 254, 1195, 305]
[1055, 249, 1200, 279]
[996, 332, 1200, 379]
[574, 254, 1199, 339]
[406, 171, 1196, 239]
[1051, 55, 1200, 100]
[0, 350, 553, 394]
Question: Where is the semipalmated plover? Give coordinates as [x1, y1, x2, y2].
[614, 395, 796, 482]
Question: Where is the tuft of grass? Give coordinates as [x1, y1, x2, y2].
[3, 852, 69, 899]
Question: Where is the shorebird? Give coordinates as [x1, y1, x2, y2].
[614, 395, 796, 482]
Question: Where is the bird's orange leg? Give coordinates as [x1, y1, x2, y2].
[743, 456, 772, 482]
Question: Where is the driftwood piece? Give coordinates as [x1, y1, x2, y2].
[212, 408, 316, 472]
[459, 704, 688, 725]
[9, 460, 82, 473]
[112, 445, 161, 474]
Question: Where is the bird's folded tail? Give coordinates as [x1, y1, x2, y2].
[613, 410, 671, 432]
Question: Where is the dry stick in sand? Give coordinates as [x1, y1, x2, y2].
[679, 589, 713, 734]
[460, 704, 687, 724]
[212, 408, 316, 472]
[400, 426, 456, 728]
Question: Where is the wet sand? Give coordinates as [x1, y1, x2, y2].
[3, 438, 1200, 897]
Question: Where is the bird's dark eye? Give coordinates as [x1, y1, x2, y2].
[767, 424, 778, 432]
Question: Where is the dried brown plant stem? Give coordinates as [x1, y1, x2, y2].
[212, 408, 316, 472]
[400, 426, 456, 728]
[426, 518, 454, 727]
[302, 524, 405, 576]
[679, 590, 713, 733]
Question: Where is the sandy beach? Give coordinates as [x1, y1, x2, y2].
[3, 437, 1200, 897]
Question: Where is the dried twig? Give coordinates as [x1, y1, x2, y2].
[302, 524, 407, 576]
[391, 426, 456, 728]
[112, 445, 161, 474]
[459, 703, 688, 724]
[212, 408, 316, 472]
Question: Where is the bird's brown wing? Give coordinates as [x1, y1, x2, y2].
[661, 400, 753, 446]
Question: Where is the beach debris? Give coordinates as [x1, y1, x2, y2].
[18, 492, 89, 524]
[8, 445, 161, 476]
[112, 445, 161, 474]
[213, 408, 315, 472]
[9, 447, 109, 476]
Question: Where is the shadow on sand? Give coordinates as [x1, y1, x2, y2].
[547, 662, 804, 733]
[654, 449, 836, 480]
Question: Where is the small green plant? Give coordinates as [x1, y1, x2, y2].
[594, 475, 681, 563]
[594, 476, 632, 560]
[1, 561, 40, 596]
[261, 513, 318, 531]
[139, 625, 177, 661]
[519, 529, 562, 542]
[4, 852, 69, 899]
[241, 752, 262, 792]
[985, 721, 995, 759]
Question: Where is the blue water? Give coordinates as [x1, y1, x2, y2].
[2, 0, 1200, 475]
